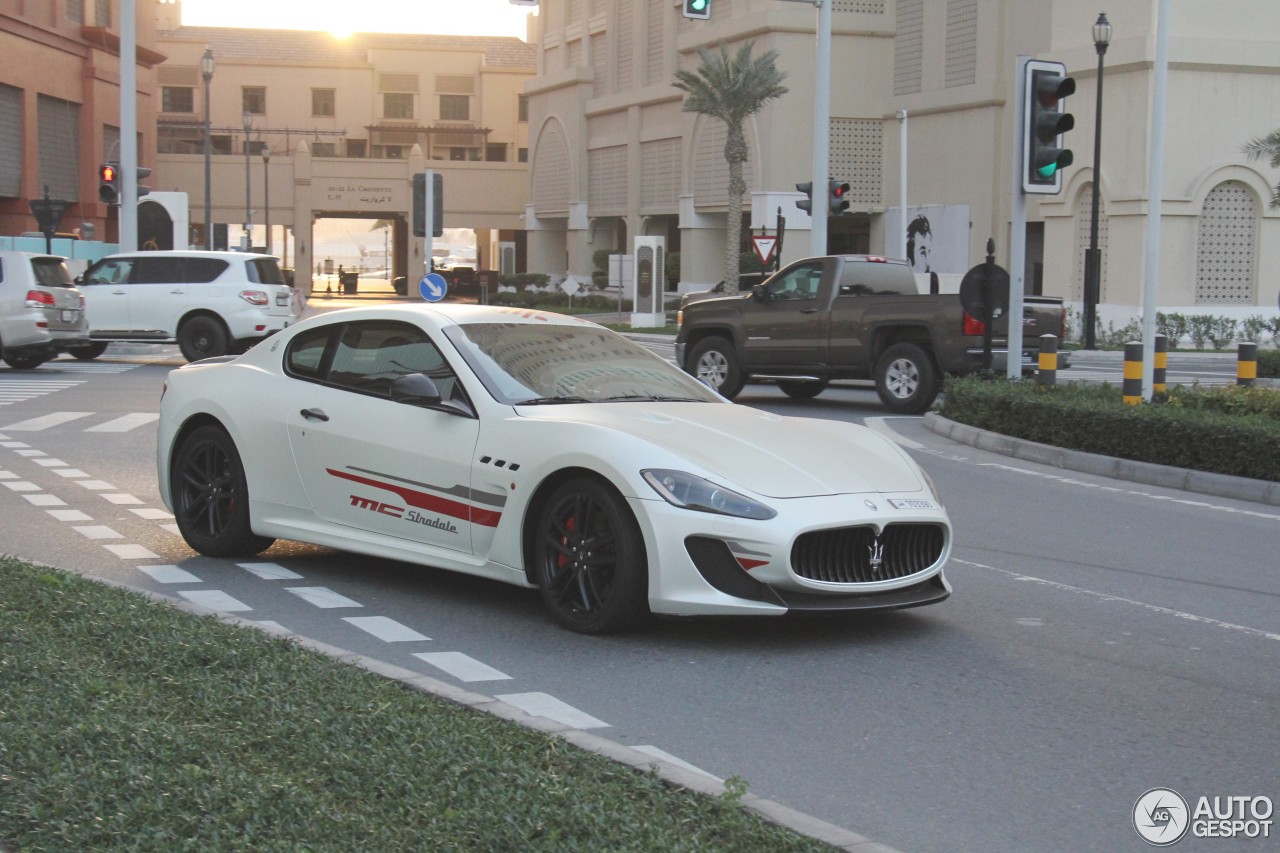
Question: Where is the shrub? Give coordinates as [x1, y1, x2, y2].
[939, 375, 1280, 482]
[1156, 312, 1188, 349]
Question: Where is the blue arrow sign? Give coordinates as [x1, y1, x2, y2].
[419, 272, 448, 302]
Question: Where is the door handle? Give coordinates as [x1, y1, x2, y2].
[300, 408, 329, 422]
[800, 307, 818, 314]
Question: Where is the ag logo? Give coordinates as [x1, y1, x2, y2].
[1133, 788, 1190, 846]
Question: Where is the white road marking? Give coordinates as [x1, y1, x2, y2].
[53, 468, 89, 478]
[286, 586, 364, 609]
[630, 746, 722, 780]
[0, 441, 31, 448]
[413, 652, 511, 682]
[253, 620, 290, 632]
[178, 589, 252, 612]
[76, 480, 115, 490]
[3, 481, 39, 491]
[85, 413, 160, 432]
[130, 508, 173, 520]
[238, 562, 304, 580]
[137, 565, 202, 584]
[72, 525, 122, 540]
[102, 543, 159, 560]
[342, 616, 430, 643]
[494, 692, 610, 729]
[0, 412, 93, 431]
[33, 458, 68, 467]
[22, 494, 65, 506]
[101, 493, 144, 505]
[0, 470, 17, 479]
[47, 509, 93, 521]
[13, 449, 45, 457]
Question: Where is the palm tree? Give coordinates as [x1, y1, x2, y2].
[1243, 130, 1280, 209]
[673, 42, 787, 294]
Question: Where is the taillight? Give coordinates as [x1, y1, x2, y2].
[79, 294, 86, 309]
[239, 290, 269, 306]
[25, 290, 55, 308]
[962, 311, 985, 337]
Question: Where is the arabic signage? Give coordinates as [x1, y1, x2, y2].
[317, 180, 401, 211]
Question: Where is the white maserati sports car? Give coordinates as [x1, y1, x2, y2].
[158, 303, 951, 633]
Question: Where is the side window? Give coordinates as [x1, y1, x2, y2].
[132, 257, 182, 284]
[838, 263, 918, 297]
[246, 259, 284, 285]
[285, 325, 334, 380]
[765, 263, 823, 301]
[83, 258, 135, 285]
[184, 258, 228, 283]
[325, 321, 456, 399]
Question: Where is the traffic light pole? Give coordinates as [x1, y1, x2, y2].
[118, 0, 137, 251]
[1007, 56, 1030, 381]
[422, 168, 434, 280]
[808, 0, 831, 257]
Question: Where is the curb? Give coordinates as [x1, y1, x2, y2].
[77, 572, 899, 853]
[922, 412, 1280, 506]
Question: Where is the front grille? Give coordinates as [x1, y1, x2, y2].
[791, 523, 945, 585]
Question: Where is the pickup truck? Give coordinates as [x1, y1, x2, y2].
[674, 254, 1067, 414]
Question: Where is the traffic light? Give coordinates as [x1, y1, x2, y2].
[136, 166, 152, 198]
[829, 179, 850, 216]
[795, 181, 813, 215]
[98, 163, 119, 204]
[1023, 59, 1075, 194]
[412, 172, 444, 238]
[682, 0, 710, 20]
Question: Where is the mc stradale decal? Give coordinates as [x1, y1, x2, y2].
[327, 466, 506, 529]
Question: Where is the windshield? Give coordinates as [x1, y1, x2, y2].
[443, 322, 721, 405]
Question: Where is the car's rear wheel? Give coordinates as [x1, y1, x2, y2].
[688, 336, 745, 400]
[777, 378, 828, 399]
[171, 425, 274, 557]
[533, 478, 648, 634]
[3, 353, 46, 370]
[874, 342, 939, 414]
[69, 342, 109, 361]
[177, 316, 229, 362]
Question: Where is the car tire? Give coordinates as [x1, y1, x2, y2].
[777, 378, 828, 399]
[170, 425, 275, 557]
[69, 342, 109, 361]
[178, 316, 229, 362]
[874, 342, 939, 414]
[533, 477, 649, 635]
[688, 336, 745, 400]
[3, 353, 46, 370]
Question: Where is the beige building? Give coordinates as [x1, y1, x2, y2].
[524, 0, 1280, 327]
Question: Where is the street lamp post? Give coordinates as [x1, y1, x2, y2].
[243, 110, 252, 250]
[1084, 12, 1112, 349]
[201, 48, 215, 250]
[262, 148, 271, 255]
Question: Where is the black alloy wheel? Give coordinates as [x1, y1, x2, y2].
[171, 425, 274, 557]
[534, 478, 648, 634]
[177, 316, 229, 362]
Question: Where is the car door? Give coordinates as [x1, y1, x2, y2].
[126, 255, 188, 336]
[284, 320, 482, 557]
[740, 259, 828, 371]
[78, 257, 136, 333]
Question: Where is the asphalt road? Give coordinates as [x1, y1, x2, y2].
[1, 352, 1276, 852]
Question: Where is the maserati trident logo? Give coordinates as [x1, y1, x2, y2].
[868, 536, 884, 573]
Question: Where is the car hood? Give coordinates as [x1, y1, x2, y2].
[517, 402, 924, 498]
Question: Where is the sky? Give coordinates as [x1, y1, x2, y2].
[178, 0, 536, 40]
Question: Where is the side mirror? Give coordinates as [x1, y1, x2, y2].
[751, 284, 769, 302]
[389, 373, 441, 407]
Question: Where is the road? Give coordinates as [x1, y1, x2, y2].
[1, 351, 1276, 853]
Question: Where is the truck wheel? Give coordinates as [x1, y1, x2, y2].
[777, 379, 828, 400]
[178, 316, 229, 362]
[688, 336, 744, 400]
[874, 343, 938, 414]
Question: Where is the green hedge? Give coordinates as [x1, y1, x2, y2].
[939, 376, 1280, 482]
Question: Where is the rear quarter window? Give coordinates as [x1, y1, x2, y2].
[246, 258, 285, 285]
[30, 257, 74, 287]
[838, 263, 918, 296]
[183, 258, 229, 283]
[285, 325, 334, 380]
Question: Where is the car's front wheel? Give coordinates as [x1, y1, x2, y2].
[688, 336, 745, 399]
[69, 342, 109, 361]
[177, 316, 229, 362]
[533, 478, 648, 634]
[171, 425, 274, 557]
[874, 342, 939, 414]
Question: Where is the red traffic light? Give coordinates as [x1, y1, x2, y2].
[100, 164, 116, 182]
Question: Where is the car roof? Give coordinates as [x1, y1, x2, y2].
[299, 302, 602, 331]
[97, 250, 278, 262]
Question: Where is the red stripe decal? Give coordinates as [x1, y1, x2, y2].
[327, 468, 502, 528]
[737, 558, 768, 571]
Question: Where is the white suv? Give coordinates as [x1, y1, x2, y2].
[76, 250, 301, 362]
[0, 250, 91, 370]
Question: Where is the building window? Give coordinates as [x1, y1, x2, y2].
[439, 94, 470, 122]
[312, 89, 336, 117]
[67, 0, 85, 24]
[346, 139, 366, 158]
[242, 87, 266, 115]
[312, 142, 337, 158]
[518, 94, 529, 122]
[518, 147, 528, 163]
[1195, 181, 1258, 304]
[94, 0, 112, 27]
[161, 86, 194, 114]
[486, 143, 508, 162]
[383, 93, 414, 120]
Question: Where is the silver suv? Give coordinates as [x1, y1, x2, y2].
[0, 251, 91, 370]
[76, 250, 301, 361]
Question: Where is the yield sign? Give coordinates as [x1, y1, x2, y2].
[751, 235, 778, 266]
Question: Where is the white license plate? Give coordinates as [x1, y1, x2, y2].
[60, 309, 78, 322]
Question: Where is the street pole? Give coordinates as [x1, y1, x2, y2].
[898, 109, 908, 261]
[201, 49, 214, 250]
[1008, 56, 1030, 381]
[118, 0, 137, 252]
[1142, 0, 1170, 401]
[809, 0, 832, 257]
[263, 148, 271, 255]
[1084, 13, 1112, 349]
[243, 111, 252, 250]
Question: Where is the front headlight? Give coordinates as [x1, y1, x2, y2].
[641, 469, 776, 520]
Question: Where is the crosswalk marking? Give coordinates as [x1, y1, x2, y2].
[178, 589, 252, 611]
[72, 525, 123, 540]
[495, 692, 610, 729]
[414, 652, 511, 682]
[38, 361, 140, 373]
[86, 413, 160, 432]
[137, 565, 203, 584]
[1, 412, 93, 431]
[343, 616, 430, 643]
[238, 562, 303, 580]
[0, 410, 160, 433]
[286, 586, 363, 609]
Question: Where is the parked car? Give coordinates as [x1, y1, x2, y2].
[0, 250, 91, 369]
[157, 303, 952, 634]
[75, 250, 301, 362]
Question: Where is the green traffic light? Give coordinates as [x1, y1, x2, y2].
[691, 0, 707, 8]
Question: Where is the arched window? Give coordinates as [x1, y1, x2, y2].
[1195, 181, 1258, 304]
[1073, 184, 1109, 303]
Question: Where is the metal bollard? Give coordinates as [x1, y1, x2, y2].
[1238, 342, 1258, 387]
[1123, 341, 1143, 405]
[1153, 334, 1167, 395]
[1037, 334, 1058, 387]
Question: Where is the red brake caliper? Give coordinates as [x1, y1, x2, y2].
[557, 516, 576, 568]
